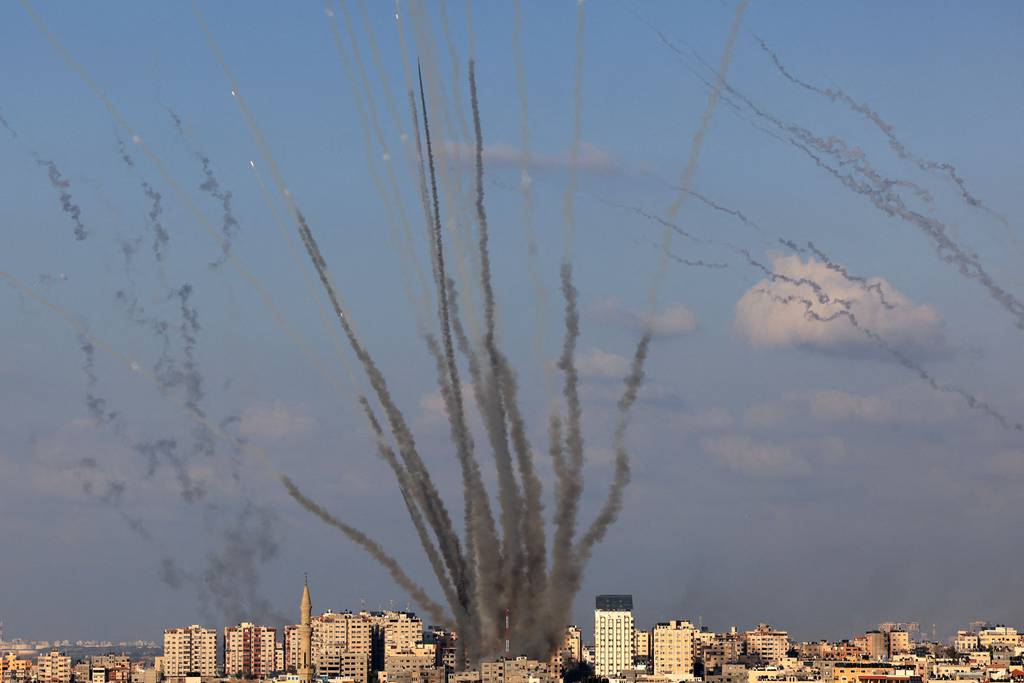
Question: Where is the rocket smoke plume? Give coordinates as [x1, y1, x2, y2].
[36, 157, 88, 241]
[192, 9, 647, 654]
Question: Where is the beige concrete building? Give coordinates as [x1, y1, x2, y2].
[313, 612, 374, 665]
[163, 625, 217, 678]
[636, 629, 651, 660]
[978, 627, 1019, 648]
[595, 595, 635, 678]
[744, 626, 789, 666]
[385, 649, 435, 682]
[480, 658, 554, 683]
[954, 631, 979, 653]
[551, 626, 583, 674]
[652, 621, 695, 679]
[318, 649, 368, 683]
[864, 632, 887, 661]
[34, 652, 70, 683]
[886, 631, 910, 658]
[224, 623, 278, 679]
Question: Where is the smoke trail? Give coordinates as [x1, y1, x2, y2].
[512, 0, 551, 386]
[0, 107, 19, 139]
[547, 263, 585, 637]
[79, 335, 117, 426]
[195, 154, 241, 266]
[754, 35, 1010, 227]
[175, 283, 216, 461]
[200, 503, 287, 626]
[281, 474, 451, 625]
[755, 288, 1023, 432]
[781, 239, 895, 310]
[142, 182, 170, 264]
[654, 0, 747, 306]
[468, 59, 526, 617]
[325, 0, 431, 321]
[561, 0, 586, 256]
[114, 131, 135, 168]
[36, 157, 87, 241]
[418, 61, 501, 612]
[437, 0, 472, 144]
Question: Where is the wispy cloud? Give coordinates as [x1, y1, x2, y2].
[701, 434, 810, 478]
[438, 139, 623, 175]
[238, 400, 315, 440]
[592, 297, 697, 338]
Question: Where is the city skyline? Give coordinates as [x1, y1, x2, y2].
[3, 0, 1024, 652]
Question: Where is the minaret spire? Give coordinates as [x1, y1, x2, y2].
[298, 576, 313, 683]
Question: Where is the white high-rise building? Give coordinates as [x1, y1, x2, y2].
[162, 626, 217, 678]
[594, 595, 634, 678]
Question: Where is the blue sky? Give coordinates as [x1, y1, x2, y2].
[2, 1, 1023, 644]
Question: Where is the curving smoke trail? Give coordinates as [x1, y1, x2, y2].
[0, 107, 19, 139]
[753, 34, 1011, 228]
[755, 288, 1023, 432]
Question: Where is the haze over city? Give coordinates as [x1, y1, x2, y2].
[1, 0, 1022, 662]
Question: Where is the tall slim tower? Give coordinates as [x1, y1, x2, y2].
[299, 577, 313, 683]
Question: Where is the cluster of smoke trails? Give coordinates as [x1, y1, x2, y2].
[512, 0, 553, 397]
[437, 0, 472, 144]
[18, 0, 419, 611]
[419, 63, 499, 658]
[640, 18, 1024, 334]
[653, 0, 747, 308]
[753, 35, 1013, 233]
[405, 0, 484, 345]
[19, 0, 368, 445]
[1, 269, 443, 622]
[781, 239, 895, 310]
[194, 2, 465, 626]
[325, 1, 431, 322]
[469, 60, 548, 653]
[35, 156, 88, 241]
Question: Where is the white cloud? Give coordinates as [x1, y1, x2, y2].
[592, 298, 698, 338]
[701, 435, 809, 478]
[986, 450, 1024, 476]
[238, 401, 315, 440]
[438, 140, 621, 174]
[671, 407, 736, 433]
[807, 387, 959, 425]
[734, 254, 943, 357]
[577, 347, 630, 379]
[417, 383, 476, 425]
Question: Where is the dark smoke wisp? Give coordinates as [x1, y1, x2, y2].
[36, 157, 88, 241]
